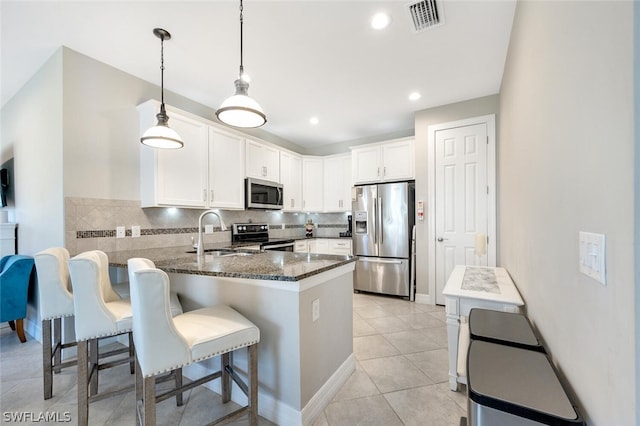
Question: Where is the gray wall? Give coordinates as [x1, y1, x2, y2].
[413, 95, 500, 297]
[0, 49, 64, 253]
[499, 2, 634, 424]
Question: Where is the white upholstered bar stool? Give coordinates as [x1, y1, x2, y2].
[34, 247, 76, 400]
[68, 250, 136, 426]
[128, 258, 260, 426]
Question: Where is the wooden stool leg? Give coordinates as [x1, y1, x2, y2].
[128, 332, 135, 374]
[142, 375, 156, 426]
[248, 344, 258, 426]
[15, 319, 26, 343]
[42, 319, 53, 399]
[221, 352, 231, 403]
[78, 340, 89, 426]
[53, 318, 62, 373]
[89, 339, 98, 396]
[175, 368, 183, 406]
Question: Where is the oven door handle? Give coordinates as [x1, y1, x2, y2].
[262, 242, 294, 250]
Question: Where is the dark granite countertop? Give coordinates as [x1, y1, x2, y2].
[106, 244, 356, 282]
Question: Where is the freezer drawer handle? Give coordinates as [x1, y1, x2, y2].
[358, 258, 403, 265]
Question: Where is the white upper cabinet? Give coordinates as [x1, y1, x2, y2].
[351, 138, 415, 184]
[139, 101, 208, 208]
[302, 157, 324, 212]
[323, 153, 352, 212]
[280, 150, 302, 212]
[208, 128, 245, 209]
[246, 139, 280, 182]
[139, 100, 244, 209]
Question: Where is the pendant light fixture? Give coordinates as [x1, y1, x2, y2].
[216, 0, 267, 128]
[140, 28, 184, 149]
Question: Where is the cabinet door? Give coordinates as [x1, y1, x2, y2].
[302, 157, 324, 212]
[294, 240, 309, 253]
[309, 239, 330, 254]
[382, 139, 414, 181]
[323, 154, 352, 212]
[280, 151, 302, 211]
[330, 240, 352, 256]
[209, 128, 245, 209]
[246, 139, 280, 182]
[352, 145, 381, 184]
[146, 111, 208, 207]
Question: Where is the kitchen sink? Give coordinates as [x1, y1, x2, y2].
[186, 249, 253, 257]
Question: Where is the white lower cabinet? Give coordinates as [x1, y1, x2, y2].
[303, 239, 352, 255]
[329, 240, 352, 256]
[308, 239, 329, 254]
[294, 240, 309, 253]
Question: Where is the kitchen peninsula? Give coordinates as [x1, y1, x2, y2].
[107, 246, 356, 426]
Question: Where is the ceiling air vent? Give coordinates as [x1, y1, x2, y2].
[407, 0, 444, 33]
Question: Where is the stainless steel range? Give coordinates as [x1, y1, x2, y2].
[231, 223, 294, 252]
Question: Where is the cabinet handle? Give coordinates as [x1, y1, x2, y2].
[377, 167, 380, 177]
[262, 166, 267, 176]
[384, 166, 387, 176]
[210, 190, 214, 202]
[203, 189, 207, 202]
[291, 198, 294, 208]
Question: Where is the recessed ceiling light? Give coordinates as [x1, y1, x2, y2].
[371, 12, 391, 30]
[309, 117, 319, 125]
[409, 92, 422, 101]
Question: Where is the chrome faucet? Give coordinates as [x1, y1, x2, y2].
[196, 210, 227, 256]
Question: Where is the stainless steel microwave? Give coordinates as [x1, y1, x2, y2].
[245, 178, 283, 210]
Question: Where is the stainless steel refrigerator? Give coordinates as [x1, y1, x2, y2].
[352, 181, 415, 297]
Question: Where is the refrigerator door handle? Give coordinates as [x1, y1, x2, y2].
[372, 199, 377, 244]
[358, 258, 403, 265]
[379, 197, 383, 244]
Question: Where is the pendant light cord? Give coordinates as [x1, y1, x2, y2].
[239, 0, 244, 77]
[160, 34, 165, 105]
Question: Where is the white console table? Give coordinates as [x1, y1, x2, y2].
[0, 222, 17, 256]
[442, 265, 524, 391]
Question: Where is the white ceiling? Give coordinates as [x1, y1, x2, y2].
[1, 1, 516, 149]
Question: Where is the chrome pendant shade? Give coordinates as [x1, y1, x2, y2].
[216, 0, 267, 128]
[141, 28, 183, 149]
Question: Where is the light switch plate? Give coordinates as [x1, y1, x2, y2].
[204, 224, 214, 234]
[131, 225, 141, 238]
[579, 231, 606, 285]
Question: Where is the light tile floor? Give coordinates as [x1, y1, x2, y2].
[0, 293, 467, 425]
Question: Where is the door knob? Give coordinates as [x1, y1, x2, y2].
[437, 237, 448, 242]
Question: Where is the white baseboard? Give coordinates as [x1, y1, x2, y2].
[415, 293, 433, 305]
[301, 353, 356, 425]
[182, 353, 356, 426]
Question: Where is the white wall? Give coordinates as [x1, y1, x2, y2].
[635, 2, 640, 423]
[0, 49, 64, 254]
[413, 95, 500, 299]
[499, 2, 634, 424]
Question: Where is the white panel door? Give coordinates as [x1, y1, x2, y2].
[435, 123, 488, 304]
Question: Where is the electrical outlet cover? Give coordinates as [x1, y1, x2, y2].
[116, 226, 125, 239]
[132, 226, 141, 238]
[205, 224, 214, 234]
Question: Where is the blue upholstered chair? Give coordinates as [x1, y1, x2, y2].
[0, 255, 35, 342]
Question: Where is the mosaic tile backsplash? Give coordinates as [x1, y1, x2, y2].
[65, 197, 351, 255]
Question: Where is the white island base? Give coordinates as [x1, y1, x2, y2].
[168, 263, 355, 425]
